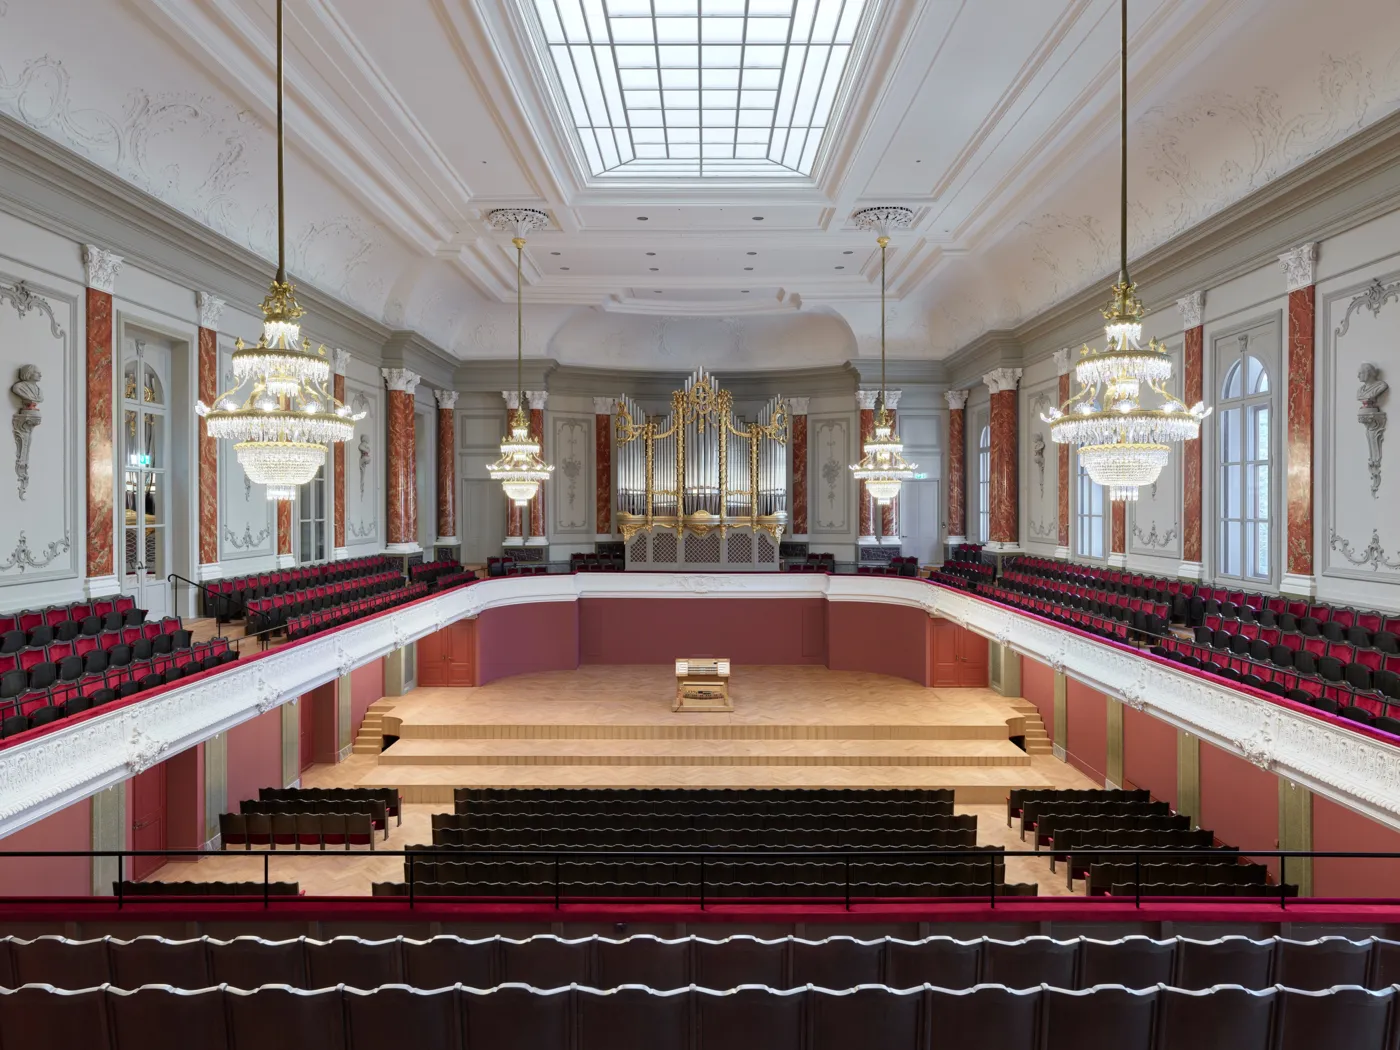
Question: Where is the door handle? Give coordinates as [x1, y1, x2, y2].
[132, 819, 153, 830]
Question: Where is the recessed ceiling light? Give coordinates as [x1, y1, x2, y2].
[560, 266, 570, 271]
[649, 267, 659, 271]
[654, 290, 662, 294]
[752, 216, 764, 221]
[842, 250, 853, 255]
[646, 252, 656, 256]
[835, 266, 844, 270]
[744, 267, 753, 271]
[550, 251, 561, 256]
[741, 290, 750, 293]
[637, 216, 649, 221]
[746, 251, 757, 256]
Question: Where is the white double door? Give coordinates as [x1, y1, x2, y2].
[120, 340, 171, 619]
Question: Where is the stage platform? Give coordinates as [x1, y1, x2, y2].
[354, 666, 1071, 804]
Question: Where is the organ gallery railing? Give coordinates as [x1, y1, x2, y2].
[614, 368, 788, 540]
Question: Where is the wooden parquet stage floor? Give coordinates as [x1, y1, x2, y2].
[354, 666, 1079, 804]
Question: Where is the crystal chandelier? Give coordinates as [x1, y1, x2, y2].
[195, 0, 361, 502]
[485, 209, 554, 506]
[1041, 0, 1208, 502]
[850, 206, 919, 506]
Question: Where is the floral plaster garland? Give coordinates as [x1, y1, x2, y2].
[1329, 529, 1400, 572]
[0, 530, 70, 572]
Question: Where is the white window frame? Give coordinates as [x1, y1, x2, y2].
[1217, 350, 1273, 583]
[977, 424, 991, 544]
[1075, 457, 1105, 560]
[297, 461, 328, 565]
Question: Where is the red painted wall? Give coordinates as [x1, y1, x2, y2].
[307, 682, 339, 765]
[1312, 795, 1400, 898]
[0, 798, 92, 897]
[164, 744, 204, 849]
[579, 597, 827, 667]
[1122, 705, 1177, 807]
[827, 602, 929, 685]
[349, 658, 383, 735]
[477, 601, 580, 685]
[1021, 657, 1056, 743]
[1198, 741, 1279, 878]
[225, 707, 284, 807]
[1064, 679, 1108, 784]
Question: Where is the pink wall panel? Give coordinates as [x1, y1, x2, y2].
[1021, 657, 1056, 744]
[477, 602, 580, 685]
[578, 598, 828, 667]
[1312, 796, 1400, 898]
[1122, 706, 1177, 807]
[226, 707, 285, 806]
[1064, 679, 1108, 784]
[0, 798, 93, 897]
[827, 602, 929, 685]
[1198, 741, 1279, 878]
[350, 658, 384, 734]
[165, 744, 204, 850]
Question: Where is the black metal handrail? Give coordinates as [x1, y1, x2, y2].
[167, 572, 234, 622]
[4, 846, 1396, 912]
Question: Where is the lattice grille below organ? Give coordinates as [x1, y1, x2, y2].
[652, 532, 678, 563]
[629, 535, 649, 563]
[726, 531, 752, 564]
[686, 533, 720, 563]
[757, 535, 777, 563]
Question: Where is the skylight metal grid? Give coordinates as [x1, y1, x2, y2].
[532, 0, 868, 178]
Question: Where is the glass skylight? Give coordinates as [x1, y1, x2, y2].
[531, 0, 868, 178]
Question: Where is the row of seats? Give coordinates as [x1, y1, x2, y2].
[453, 787, 953, 815]
[374, 879, 1034, 899]
[568, 553, 624, 572]
[485, 557, 549, 576]
[245, 571, 404, 633]
[927, 560, 994, 590]
[974, 582, 1136, 645]
[1001, 571, 1171, 637]
[260, 786, 402, 825]
[856, 556, 921, 577]
[6, 934, 1397, 993]
[0, 639, 238, 739]
[409, 558, 462, 584]
[1007, 557, 1192, 618]
[1190, 603, 1399, 649]
[220, 811, 381, 849]
[429, 826, 977, 849]
[0, 617, 185, 694]
[112, 882, 298, 897]
[1152, 637, 1400, 730]
[402, 858, 1009, 887]
[1085, 860, 1270, 896]
[456, 787, 953, 803]
[0, 595, 142, 645]
[1008, 788, 1148, 825]
[284, 581, 430, 642]
[9, 981, 1398, 1050]
[202, 556, 391, 621]
[441, 812, 967, 834]
[1190, 619, 1400, 693]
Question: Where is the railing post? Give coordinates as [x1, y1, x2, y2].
[1280, 853, 1286, 910]
[263, 853, 269, 909]
[116, 858, 123, 911]
[409, 851, 415, 909]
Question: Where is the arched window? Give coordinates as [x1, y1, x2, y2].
[977, 425, 991, 543]
[1219, 352, 1272, 580]
[1076, 459, 1104, 559]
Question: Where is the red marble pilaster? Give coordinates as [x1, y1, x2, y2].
[197, 326, 219, 566]
[434, 389, 458, 543]
[1182, 325, 1204, 566]
[1286, 286, 1316, 578]
[944, 390, 967, 540]
[333, 366, 346, 552]
[789, 398, 808, 536]
[1057, 370, 1071, 550]
[276, 500, 292, 557]
[857, 392, 877, 540]
[85, 287, 115, 580]
[504, 393, 523, 542]
[527, 392, 546, 542]
[984, 368, 1022, 547]
[383, 368, 421, 549]
[594, 398, 614, 536]
[1111, 501, 1126, 556]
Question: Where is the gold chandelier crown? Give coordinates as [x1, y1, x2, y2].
[194, 0, 362, 502]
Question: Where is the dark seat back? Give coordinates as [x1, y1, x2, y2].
[343, 986, 457, 1050]
[595, 936, 689, 991]
[109, 937, 210, 989]
[1177, 937, 1274, 990]
[1079, 937, 1175, 989]
[108, 986, 228, 1050]
[305, 937, 402, 989]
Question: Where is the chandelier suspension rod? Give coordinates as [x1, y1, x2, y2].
[879, 236, 887, 405]
[515, 237, 524, 405]
[1118, 0, 1129, 288]
[276, 0, 286, 285]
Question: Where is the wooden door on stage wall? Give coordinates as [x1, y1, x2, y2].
[418, 620, 475, 686]
[300, 694, 316, 771]
[930, 620, 988, 688]
[129, 763, 167, 881]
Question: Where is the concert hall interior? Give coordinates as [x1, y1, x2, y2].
[2, 0, 1400, 1045]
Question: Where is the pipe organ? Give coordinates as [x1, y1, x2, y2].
[614, 368, 788, 569]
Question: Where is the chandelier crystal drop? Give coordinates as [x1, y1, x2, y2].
[194, 0, 361, 502]
[1040, 0, 1209, 502]
[848, 206, 920, 506]
[485, 208, 554, 507]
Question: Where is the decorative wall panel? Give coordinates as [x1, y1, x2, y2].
[810, 416, 850, 535]
[551, 414, 592, 534]
[1023, 380, 1058, 547]
[217, 341, 274, 563]
[342, 379, 382, 548]
[1128, 340, 1183, 560]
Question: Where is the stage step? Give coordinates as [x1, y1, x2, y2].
[1009, 700, 1054, 755]
[392, 723, 1012, 741]
[352, 698, 397, 755]
[376, 737, 1033, 768]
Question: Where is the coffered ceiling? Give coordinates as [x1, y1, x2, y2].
[2, 0, 1397, 366]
